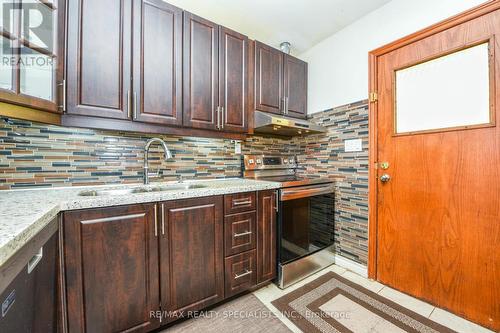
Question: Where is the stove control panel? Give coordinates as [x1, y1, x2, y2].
[243, 155, 297, 170]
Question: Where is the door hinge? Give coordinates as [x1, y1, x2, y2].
[369, 92, 378, 103]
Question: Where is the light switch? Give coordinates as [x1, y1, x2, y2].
[344, 139, 362, 152]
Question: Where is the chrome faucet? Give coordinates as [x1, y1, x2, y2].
[143, 138, 172, 185]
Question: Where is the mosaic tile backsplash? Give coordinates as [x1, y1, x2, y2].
[0, 118, 245, 189]
[0, 100, 369, 265]
[296, 100, 369, 265]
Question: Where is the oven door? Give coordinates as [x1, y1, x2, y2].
[278, 183, 335, 265]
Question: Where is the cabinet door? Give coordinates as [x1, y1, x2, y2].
[66, 0, 132, 120]
[132, 0, 182, 126]
[284, 54, 307, 119]
[254, 41, 283, 115]
[0, 0, 64, 113]
[225, 250, 257, 298]
[183, 12, 219, 130]
[219, 27, 248, 133]
[63, 204, 160, 333]
[257, 190, 277, 283]
[224, 212, 256, 257]
[159, 196, 224, 319]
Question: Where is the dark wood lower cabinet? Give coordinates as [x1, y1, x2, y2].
[63, 204, 160, 333]
[224, 212, 256, 257]
[62, 191, 277, 332]
[159, 196, 225, 320]
[257, 190, 277, 283]
[225, 250, 257, 298]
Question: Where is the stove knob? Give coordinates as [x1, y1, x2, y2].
[248, 159, 254, 164]
[256, 159, 262, 164]
[283, 159, 288, 164]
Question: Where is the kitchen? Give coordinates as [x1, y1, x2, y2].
[0, 0, 499, 332]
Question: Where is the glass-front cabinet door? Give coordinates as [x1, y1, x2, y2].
[0, 0, 63, 113]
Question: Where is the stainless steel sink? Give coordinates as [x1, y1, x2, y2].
[78, 184, 207, 196]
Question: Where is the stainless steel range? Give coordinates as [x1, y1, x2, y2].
[243, 155, 335, 289]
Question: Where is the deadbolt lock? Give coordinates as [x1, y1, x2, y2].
[380, 162, 390, 170]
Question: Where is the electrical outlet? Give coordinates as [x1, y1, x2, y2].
[232, 140, 242, 154]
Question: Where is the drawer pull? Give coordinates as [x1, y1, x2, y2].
[154, 205, 158, 237]
[234, 231, 252, 238]
[233, 200, 252, 206]
[234, 269, 253, 279]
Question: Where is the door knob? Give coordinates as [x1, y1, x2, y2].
[380, 174, 391, 182]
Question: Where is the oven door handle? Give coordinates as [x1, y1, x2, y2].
[280, 183, 334, 201]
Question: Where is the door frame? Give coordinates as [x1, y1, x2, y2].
[367, 0, 500, 279]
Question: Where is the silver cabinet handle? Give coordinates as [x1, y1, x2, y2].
[234, 269, 253, 279]
[133, 91, 138, 119]
[154, 204, 158, 237]
[161, 203, 165, 235]
[220, 106, 224, 129]
[275, 190, 279, 212]
[27, 247, 43, 274]
[58, 79, 66, 112]
[216, 106, 220, 130]
[285, 97, 289, 115]
[234, 231, 252, 238]
[233, 200, 252, 206]
[127, 90, 131, 118]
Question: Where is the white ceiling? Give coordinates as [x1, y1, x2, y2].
[165, 0, 392, 55]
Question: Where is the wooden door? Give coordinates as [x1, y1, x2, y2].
[183, 12, 219, 130]
[66, 0, 132, 120]
[371, 4, 500, 331]
[159, 196, 224, 319]
[254, 41, 283, 115]
[219, 27, 248, 133]
[284, 54, 307, 119]
[132, 0, 183, 126]
[256, 190, 277, 283]
[63, 204, 160, 333]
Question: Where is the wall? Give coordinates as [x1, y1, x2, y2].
[0, 117, 296, 189]
[297, 101, 369, 264]
[0, 118, 242, 189]
[300, 0, 486, 113]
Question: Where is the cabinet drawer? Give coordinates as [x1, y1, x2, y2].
[224, 212, 256, 256]
[224, 192, 256, 215]
[224, 250, 256, 297]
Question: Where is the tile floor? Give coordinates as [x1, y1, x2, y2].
[252, 264, 494, 333]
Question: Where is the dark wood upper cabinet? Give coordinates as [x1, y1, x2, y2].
[183, 12, 219, 130]
[0, 0, 65, 114]
[254, 41, 283, 115]
[63, 204, 160, 333]
[257, 190, 277, 283]
[219, 27, 248, 133]
[254, 41, 308, 119]
[284, 54, 307, 118]
[159, 196, 224, 318]
[66, 0, 132, 120]
[132, 0, 183, 126]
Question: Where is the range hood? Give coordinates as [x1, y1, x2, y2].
[253, 111, 327, 137]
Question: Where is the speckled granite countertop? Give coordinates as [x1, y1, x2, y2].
[0, 178, 280, 267]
